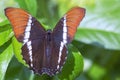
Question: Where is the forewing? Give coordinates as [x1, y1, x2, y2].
[53, 7, 85, 43]
[5, 7, 46, 43]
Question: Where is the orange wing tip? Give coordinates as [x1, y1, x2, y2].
[5, 7, 29, 17]
[4, 7, 31, 42]
[66, 7, 86, 41]
[4, 7, 17, 14]
[67, 7, 86, 17]
[5, 7, 14, 10]
[70, 6, 86, 12]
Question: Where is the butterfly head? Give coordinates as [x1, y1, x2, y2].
[47, 29, 52, 34]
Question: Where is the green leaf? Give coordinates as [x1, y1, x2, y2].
[0, 24, 12, 46]
[33, 74, 52, 80]
[0, 38, 12, 54]
[0, 24, 13, 80]
[12, 37, 27, 66]
[88, 64, 106, 80]
[4, 56, 32, 80]
[0, 24, 11, 33]
[0, 20, 9, 26]
[36, 0, 60, 28]
[25, 0, 37, 17]
[75, 28, 120, 50]
[15, 0, 37, 17]
[0, 42, 14, 80]
[74, 0, 120, 50]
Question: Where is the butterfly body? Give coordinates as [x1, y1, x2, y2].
[5, 7, 85, 76]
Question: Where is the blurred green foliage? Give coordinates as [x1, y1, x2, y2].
[0, 0, 120, 80]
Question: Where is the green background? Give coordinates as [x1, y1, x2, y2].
[0, 0, 120, 80]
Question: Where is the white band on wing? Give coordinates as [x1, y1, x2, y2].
[57, 15, 67, 70]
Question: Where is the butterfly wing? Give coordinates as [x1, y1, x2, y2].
[5, 7, 46, 74]
[52, 7, 85, 73]
[53, 7, 85, 43]
[5, 7, 46, 42]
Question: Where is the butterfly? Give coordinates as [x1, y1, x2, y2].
[5, 7, 85, 76]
